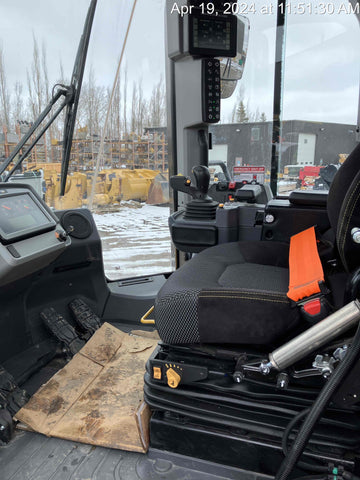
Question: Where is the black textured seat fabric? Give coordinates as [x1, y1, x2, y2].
[155, 143, 360, 346]
[155, 241, 301, 345]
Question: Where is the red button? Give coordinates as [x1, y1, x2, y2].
[228, 182, 236, 190]
[303, 298, 321, 316]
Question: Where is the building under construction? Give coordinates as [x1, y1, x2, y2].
[0, 124, 168, 173]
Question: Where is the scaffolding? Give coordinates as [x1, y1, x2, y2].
[65, 131, 168, 173]
[0, 126, 168, 174]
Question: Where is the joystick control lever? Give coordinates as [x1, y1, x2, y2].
[170, 165, 212, 201]
[192, 165, 210, 199]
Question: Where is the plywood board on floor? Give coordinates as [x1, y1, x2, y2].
[16, 323, 158, 453]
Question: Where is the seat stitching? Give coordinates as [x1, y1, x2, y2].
[341, 187, 360, 254]
[201, 289, 286, 297]
[339, 179, 360, 253]
[199, 295, 288, 303]
[338, 179, 360, 244]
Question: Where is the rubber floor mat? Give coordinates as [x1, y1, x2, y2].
[15, 323, 158, 453]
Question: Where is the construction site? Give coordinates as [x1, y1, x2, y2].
[0, 125, 169, 210]
[1, 119, 356, 208]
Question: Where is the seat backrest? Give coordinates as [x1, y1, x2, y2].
[327, 143, 360, 272]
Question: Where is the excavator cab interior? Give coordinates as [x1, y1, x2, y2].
[0, 1, 360, 479]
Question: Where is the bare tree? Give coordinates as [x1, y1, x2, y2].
[130, 78, 150, 135]
[79, 66, 107, 136]
[0, 44, 11, 129]
[136, 78, 147, 134]
[50, 58, 68, 144]
[130, 81, 138, 134]
[12, 82, 25, 125]
[123, 66, 128, 136]
[42, 42, 50, 104]
[27, 35, 44, 119]
[59, 59, 65, 84]
[107, 71, 122, 139]
[148, 76, 166, 127]
[249, 107, 261, 123]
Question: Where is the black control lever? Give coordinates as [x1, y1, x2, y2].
[170, 165, 212, 201]
[192, 165, 210, 199]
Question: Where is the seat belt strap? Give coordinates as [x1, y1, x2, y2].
[287, 226, 324, 302]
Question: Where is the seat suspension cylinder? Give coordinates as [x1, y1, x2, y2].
[269, 300, 360, 371]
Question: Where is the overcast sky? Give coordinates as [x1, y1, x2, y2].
[0, 0, 359, 125]
[0, 0, 165, 96]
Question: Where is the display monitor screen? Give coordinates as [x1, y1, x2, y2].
[193, 17, 231, 50]
[189, 11, 237, 57]
[0, 192, 54, 241]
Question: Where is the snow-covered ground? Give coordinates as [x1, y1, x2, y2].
[92, 203, 173, 280]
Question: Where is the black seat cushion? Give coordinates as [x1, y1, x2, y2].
[155, 241, 301, 345]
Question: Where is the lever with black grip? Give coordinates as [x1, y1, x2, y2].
[170, 165, 212, 201]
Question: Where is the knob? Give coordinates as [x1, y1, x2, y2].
[351, 228, 360, 244]
[166, 367, 181, 389]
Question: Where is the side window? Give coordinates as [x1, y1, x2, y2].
[210, 2, 277, 188]
[80, 1, 172, 280]
[0, 2, 89, 198]
[280, 1, 360, 193]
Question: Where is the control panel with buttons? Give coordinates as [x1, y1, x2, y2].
[149, 358, 208, 389]
[202, 58, 221, 123]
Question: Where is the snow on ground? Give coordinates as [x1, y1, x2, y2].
[92, 203, 173, 280]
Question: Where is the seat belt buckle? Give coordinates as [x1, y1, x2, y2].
[297, 292, 332, 324]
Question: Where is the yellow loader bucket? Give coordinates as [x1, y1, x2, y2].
[146, 173, 170, 205]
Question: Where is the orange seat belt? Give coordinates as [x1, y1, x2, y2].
[287, 226, 324, 302]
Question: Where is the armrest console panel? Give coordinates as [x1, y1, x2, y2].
[289, 190, 328, 207]
[262, 197, 330, 242]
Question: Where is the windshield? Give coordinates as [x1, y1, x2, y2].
[0, 0, 359, 278]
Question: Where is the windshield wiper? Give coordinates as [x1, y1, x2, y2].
[60, 0, 97, 196]
[0, 86, 70, 180]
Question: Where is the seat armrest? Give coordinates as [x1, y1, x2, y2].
[289, 190, 328, 207]
[235, 184, 262, 202]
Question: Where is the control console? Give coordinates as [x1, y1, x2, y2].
[169, 166, 267, 253]
[0, 183, 70, 286]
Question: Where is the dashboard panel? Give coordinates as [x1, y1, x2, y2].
[0, 183, 70, 286]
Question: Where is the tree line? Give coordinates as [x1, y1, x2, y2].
[0, 37, 167, 148]
[230, 85, 267, 123]
[0, 36, 269, 162]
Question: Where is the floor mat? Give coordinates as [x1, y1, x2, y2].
[15, 323, 158, 453]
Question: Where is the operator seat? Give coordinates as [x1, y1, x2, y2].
[154, 143, 360, 346]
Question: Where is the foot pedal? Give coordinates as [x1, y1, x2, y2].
[7, 389, 30, 416]
[40, 307, 85, 355]
[0, 409, 14, 445]
[0, 365, 30, 417]
[0, 365, 18, 398]
[69, 299, 101, 335]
